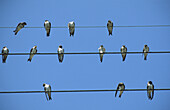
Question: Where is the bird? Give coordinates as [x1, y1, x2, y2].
[120, 45, 127, 61]
[68, 21, 75, 36]
[147, 81, 154, 100]
[28, 46, 37, 62]
[13, 22, 27, 35]
[98, 45, 106, 62]
[115, 82, 125, 98]
[43, 83, 52, 101]
[143, 45, 149, 60]
[57, 45, 64, 63]
[44, 20, 51, 37]
[107, 20, 113, 35]
[1, 46, 9, 63]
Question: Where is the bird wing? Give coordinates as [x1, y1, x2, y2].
[7, 48, 9, 53]
[36, 49, 37, 53]
[115, 85, 119, 97]
[147, 85, 150, 97]
[30, 48, 33, 54]
[111, 22, 113, 27]
[152, 85, 154, 99]
[17, 23, 21, 27]
[2, 48, 4, 53]
[49, 85, 51, 91]
[73, 22, 75, 26]
[103, 48, 106, 52]
[49, 22, 51, 28]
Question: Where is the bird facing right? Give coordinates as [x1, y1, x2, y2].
[13, 22, 27, 35]
[115, 82, 125, 98]
[28, 46, 37, 62]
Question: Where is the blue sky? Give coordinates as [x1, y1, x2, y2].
[0, 0, 170, 110]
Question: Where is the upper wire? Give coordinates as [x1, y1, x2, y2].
[0, 25, 170, 28]
[0, 51, 170, 55]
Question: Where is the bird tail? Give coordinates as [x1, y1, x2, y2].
[119, 91, 123, 98]
[49, 96, 52, 100]
[100, 58, 103, 62]
[59, 59, 63, 63]
[109, 32, 112, 36]
[13, 30, 18, 35]
[2, 56, 7, 63]
[123, 57, 125, 61]
[148, 94, 151, 99]
[2, 58, 6, 63]
[100, 54, 103, 62]
[144, 56, 147, 60]
[47, 32, 50, 37]
[27, 58, 31, 62]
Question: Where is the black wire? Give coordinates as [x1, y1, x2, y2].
[0, 51, 170, 55]
[0, 89, 169, 94]
[0, 25, 170, 28]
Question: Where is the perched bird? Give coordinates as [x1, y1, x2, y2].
[115, 82, 125, 98]
[1, 46, 9, 63]
[28, 46, 37, 62]
[13, 22, 27, 35]
[57, 45, 64, 63]
[107, 20, 113, 35]
[147, 81, 154, 100]
[143, 45, 149, 60]
[44, 20, 51, 37]
[43, 83, 52, 101]
[120, 45, 127, 61]
[68, 21, 75, 36]
[98, 45, 106, 62]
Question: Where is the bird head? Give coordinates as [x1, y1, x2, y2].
[3, 46, 7, 49]
[144, 45, 148, 47]
[119, 82, 124, 85]
[108, 20, 112, 23]
[34, 46, 37, 48]
[69, 21, 74, 24]
[43, 83, 46, 87]
[122, 45, 125, 48]
[100, 45, 103, 47]
[23, 22, 27, 25]
[148, 81, 153, 84]
[59, 45, 62, 48]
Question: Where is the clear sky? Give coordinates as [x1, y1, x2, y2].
[0, 0, 170, 110]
